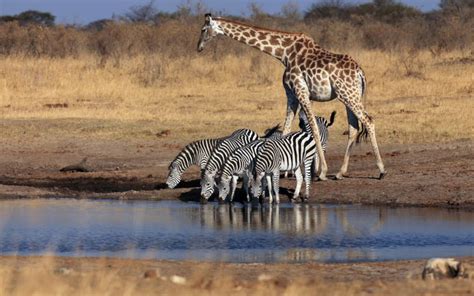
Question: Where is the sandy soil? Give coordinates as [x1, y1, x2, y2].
[1, 255, 473, 295]
[0, 127, 472, 209]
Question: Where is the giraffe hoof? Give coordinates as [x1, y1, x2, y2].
[318, 175, 328, 181]
[379, 171, 387, 180]
[335, 173, 345, 180]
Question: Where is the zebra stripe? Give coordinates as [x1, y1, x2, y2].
[299, 110, 336, 152]
[252, 131, 317, 204]
[217, 139, 266, 202]
[200, 128, 259, 201]
[166, 138, 222, 188]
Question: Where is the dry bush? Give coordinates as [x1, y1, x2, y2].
[1, 14, 473, 60]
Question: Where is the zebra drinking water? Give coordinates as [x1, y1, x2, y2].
[200, 128, 259, 202]
[166, 137, 222, 188]
[252, 131, 317, 204]
[217, 125, 284, 203]
[217, 140, 264, 203]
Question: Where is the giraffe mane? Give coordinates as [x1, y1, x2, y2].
[214, 17, 305, 36]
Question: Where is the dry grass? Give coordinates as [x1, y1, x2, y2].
[0, 256, 473, 295]
[0, 48, 472, 145]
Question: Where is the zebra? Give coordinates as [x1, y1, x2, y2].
[268, 110, 335, 179]
[251, 131, 317, 204]
[299, 110, 336, 152]
[166, 137, 223, 188]
[217, 125, 285, 203]
[200, 128, 259, 202]
[217, 140, 265, 203]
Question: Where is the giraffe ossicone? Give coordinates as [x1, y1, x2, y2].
[197, 14, 386, 180]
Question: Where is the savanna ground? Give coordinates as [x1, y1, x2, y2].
[0, 13, 473, 295]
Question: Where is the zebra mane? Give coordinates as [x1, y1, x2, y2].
[263, 124, 282, 138]
[299, 110, 337, 131]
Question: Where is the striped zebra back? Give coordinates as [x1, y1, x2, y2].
[205, 129, 259, 174]
[201, 128, 259, 200]
[169, 137, 221, 171]
[166, 137, 222, 188]
[221, 139, 265, 180]
[255, 132, 316, 174]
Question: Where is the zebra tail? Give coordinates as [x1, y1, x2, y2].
[326, 111, 337, 127]
[263, 124, 281, 138]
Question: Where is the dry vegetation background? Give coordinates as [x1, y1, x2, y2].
[0, 1, 473, 147]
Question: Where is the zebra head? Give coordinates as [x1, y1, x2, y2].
[200, 170, 217, 201]
[166, 162, 182, 189]
[217, 175, 231, 201]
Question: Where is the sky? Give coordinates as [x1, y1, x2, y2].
[1, 0, 442, 24]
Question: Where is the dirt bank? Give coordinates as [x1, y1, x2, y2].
[0, 131, 472, 209]
[1, 256, 473, 295]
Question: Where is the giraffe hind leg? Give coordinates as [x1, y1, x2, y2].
[336, 106, 359, 180]
[338, 97, 386, 179]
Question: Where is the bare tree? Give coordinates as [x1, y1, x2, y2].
[124, 0, 158, 23]
[281, 1, 302, 21]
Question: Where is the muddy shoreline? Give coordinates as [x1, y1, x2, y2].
[0, 137, 473, 209]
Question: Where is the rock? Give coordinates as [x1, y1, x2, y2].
[258, 274, 273, 282]
[143, 269, 160, 279]
[60, 157, 92, 172]
[170, 275, 187, 285]
[422, 258, 471, 280]
[55, 267, 73, 275]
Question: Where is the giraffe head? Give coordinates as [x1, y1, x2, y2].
[197, 13, 224, 52]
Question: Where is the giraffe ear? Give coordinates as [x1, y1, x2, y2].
[205, 13, 212, 23]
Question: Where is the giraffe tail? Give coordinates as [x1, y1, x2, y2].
[356, 112, 372, 144]
[356, 124, 369, 144]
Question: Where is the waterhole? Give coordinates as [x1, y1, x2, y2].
[0, 199, 472, 263]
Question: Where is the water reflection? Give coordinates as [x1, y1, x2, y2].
[0, 200, 472, 263]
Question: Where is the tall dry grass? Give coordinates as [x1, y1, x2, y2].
[1, 256, 473, 295]
[0, 19, 473, 145]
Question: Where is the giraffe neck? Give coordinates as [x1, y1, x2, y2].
[214, 18, 301, 64]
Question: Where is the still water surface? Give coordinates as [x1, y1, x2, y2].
[0, 199, 472, 263]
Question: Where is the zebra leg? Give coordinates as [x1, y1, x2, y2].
[266, 174, 273, 204]
[229, 175, 238, 203]
[242, 173, 250, 203]
[302, 157, 313, 202]
[293, 167, 303, 201]
[272, 170, 280, 204]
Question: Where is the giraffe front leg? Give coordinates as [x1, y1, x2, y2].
[282, 82, 300, 135]
[293, 80, 328, 181]
[336, 107, 359, 180]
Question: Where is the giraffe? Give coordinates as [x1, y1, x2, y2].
[197, 14, 386, 180]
